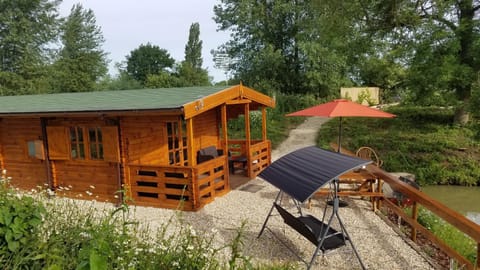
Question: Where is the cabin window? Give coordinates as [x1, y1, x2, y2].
[70, 127, 85, 159]
[167, 120, 188, 166]
[47, 125, 117, 162]
[89, 127, 104, 160]
[69, 126, 104, 160]
[27, 140, 45, 160]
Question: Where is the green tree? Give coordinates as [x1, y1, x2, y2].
[53, 4, 108, 92]
[126, 43, 175, 84]
[214, 0, 352, 96]
[0, 0, 60, 95]
[177, 22, 210, 86]
[360, 0, 480, 124]
[184, 22, 203, 69]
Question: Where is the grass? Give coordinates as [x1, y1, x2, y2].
[414, 207, 477, 265]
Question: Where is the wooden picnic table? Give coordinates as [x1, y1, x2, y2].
[314, 169, 384, 211]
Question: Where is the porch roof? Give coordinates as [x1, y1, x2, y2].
[0, 84, 275, 118]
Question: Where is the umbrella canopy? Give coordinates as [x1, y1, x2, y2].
[286, 99, 396, 118]
[258, 146, 371, 202]
[286, 99, 395, 152]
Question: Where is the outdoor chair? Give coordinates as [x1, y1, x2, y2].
[356, 146, 383, 167]
[196, 146, 226, 173]
[196, 146, 223, 164]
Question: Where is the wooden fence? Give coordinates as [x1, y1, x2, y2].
[369, 165, 480, 270]
[128, 155, 229, 211]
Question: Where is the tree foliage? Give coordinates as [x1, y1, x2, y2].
[184, 22, 203, 69]
[126, 43, 175, 84]
[53, 4, 108, 92]
[0, 0, 60, 95]
[213, 0, 385, 97]
[214, 0, 331, 95]
[144, 22, 210, 88]
[358, 0, 480, 123]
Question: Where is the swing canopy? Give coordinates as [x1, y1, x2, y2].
[258, 146, 371, 203]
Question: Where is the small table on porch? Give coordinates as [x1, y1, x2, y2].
[229, 156, 247, 175]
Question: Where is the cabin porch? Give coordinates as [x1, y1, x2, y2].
[126, 140, 270, 211]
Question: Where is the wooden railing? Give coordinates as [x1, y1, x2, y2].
[248, 140, 271, 178]
[192, 156, 229, 209]
[225, 139, 271, 178]
[369, 165, 480, 270]
[332, 143, 480, 269]
[128, 156, 228, 211]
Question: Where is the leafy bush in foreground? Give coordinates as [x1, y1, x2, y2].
[0, 173, 294, 270]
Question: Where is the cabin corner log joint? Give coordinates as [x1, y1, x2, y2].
[0, 85, 275, 211]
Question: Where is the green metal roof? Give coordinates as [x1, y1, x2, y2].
[0, 86, 228, 115]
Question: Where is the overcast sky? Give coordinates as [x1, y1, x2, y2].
[59, 0, 230, 82]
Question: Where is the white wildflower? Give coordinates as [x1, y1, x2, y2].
[47, 189, 55, 196]
[79, 232, 91, 239]
[85, 191, 93, 196]
[89, 185, 95, 189]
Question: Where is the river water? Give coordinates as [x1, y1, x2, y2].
[421, 185, 480, 224]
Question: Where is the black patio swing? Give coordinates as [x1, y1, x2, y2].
[257, 146, 371, 270]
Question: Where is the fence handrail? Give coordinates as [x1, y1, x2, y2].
[367, 165, 480, 243]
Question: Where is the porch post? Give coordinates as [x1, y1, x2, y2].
[186, 117, 198, 209]
[221, 104, 230, 187]
[244, 102, 251, 177]
[261, 106, 267, 141]
[221, 104, 228, 152]
[186, 118, 195, 166]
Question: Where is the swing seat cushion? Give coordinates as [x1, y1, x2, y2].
[275, 203, 346, 251]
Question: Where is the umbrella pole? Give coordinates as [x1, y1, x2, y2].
[337, 117, 342, 153]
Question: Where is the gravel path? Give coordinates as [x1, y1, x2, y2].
[129, 117, 434, 269]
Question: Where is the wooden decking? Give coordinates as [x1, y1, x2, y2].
[229, 173, 252, 190]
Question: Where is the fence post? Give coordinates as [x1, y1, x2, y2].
[411, 201, 418, 242]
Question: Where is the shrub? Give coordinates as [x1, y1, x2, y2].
[0, 172, 46, 269]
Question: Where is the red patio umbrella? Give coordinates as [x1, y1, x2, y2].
[287, 99, 396, 152]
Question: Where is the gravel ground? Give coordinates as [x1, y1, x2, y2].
[121, 117, 434, 270]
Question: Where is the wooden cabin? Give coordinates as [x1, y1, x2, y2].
[0, 84, 275, 211]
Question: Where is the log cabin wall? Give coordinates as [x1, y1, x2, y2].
[121, 116, 169, 166]
[192, 108, 220, 155]
[46, 118, 120, 202]
[0, 118, 48, 189]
